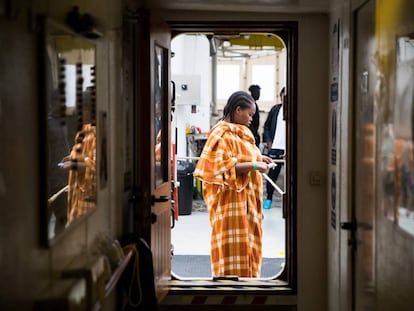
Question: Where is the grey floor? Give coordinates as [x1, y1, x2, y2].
[171, 184, 286, 278]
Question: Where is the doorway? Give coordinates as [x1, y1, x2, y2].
[168, 21, 298, 286]
[122, 13, 298, 303]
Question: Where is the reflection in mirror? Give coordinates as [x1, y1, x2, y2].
[39, 17, 97, 244]
[381, 35, 414, 237]
[154, 45, 164, 187]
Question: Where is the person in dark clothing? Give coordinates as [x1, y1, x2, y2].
[248, 84, 261, 147]
[262, 87, 286, 209]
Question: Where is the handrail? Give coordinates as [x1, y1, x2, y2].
[176, 156, 284, 163]
[176, 156, 285, 196]
[104, 249, 134, 297]
[48, 185, 69, 204]
[176, 156, 200, 161]
[263, 173, 285, 196]
[92, 249, 134, 311]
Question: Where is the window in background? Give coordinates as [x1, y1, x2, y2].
[252, 65, 276, 101]
[217, 63, 241, 101]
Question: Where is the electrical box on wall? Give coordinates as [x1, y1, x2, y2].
[172, 74, 201, 105]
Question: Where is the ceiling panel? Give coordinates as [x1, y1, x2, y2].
[146, 0, 330, 13]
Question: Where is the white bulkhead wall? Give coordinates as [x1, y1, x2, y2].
[171, 34, 211, 157]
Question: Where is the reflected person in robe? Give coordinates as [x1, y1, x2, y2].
[193, 91, 273, 278]
[60, 87, 97, 224]
[155, 129, 162, 161]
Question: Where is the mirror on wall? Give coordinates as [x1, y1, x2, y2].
[154, 44, 165, 187]
[381, 34, 414, 237]
[38, 17, 97, 245]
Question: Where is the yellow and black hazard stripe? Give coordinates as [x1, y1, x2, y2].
[162, 278, 296, 306]
[162, 293, 297, 305]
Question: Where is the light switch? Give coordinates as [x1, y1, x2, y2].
[309, 171, 323, 186]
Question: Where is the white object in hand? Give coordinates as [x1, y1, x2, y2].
[268, 162, 276, 169]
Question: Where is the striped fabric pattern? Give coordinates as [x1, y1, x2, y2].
[194, 121, 264, 277]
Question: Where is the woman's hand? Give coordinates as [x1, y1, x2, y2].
[58, 159, 73, 171]
[261, 155, 273, 165]
[254, 161, 270, 173]
[59, 157, 87, 172]
[253, 155, 277, 173]
[235, 157, 275, 174]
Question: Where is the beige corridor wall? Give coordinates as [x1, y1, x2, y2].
[0, 1, 123, 309]
[296, 14, 329, 311]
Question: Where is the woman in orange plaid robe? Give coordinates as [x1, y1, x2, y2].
[66, 123, 96, 224]
[60, 88, 97, 224]
[194, 91, 273, 277]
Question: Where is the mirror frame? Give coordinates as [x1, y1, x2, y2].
[37, 16, 98, 247]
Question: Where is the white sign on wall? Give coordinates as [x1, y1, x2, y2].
[173, 74, 201, 106]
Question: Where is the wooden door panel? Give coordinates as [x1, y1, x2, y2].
[151, 181, 172, 301]
[353, 1, 376, 309]
[149, 14, 172, 302]
[124, 8, 172, 303]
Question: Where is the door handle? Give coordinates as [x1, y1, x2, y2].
[340, 220, 373, 251]
[171, 80, 176, 104]
[340, 221, 356, 231]
[151, 195, 170, 205]
[340, 221, 357, 249]
[340, 221, 372, 231]
[171, 205, 175, 229]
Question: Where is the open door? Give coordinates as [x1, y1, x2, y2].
[348, 0, 376, 309]
[150, 16, 172, 301]
[123, 8, 172, 302]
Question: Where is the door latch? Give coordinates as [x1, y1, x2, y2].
[151, 195, 170, 205]
[340, 221, 356, 231]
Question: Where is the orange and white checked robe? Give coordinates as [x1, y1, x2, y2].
[193, 120, 264, 277]
[67, 124, 96, 224]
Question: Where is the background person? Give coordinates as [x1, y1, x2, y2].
[248, 84, 261, 147]
[262, 87, 286, 209]
[193, 90, 273, 278]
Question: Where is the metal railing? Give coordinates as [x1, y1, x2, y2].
[175, 156, 285, 196]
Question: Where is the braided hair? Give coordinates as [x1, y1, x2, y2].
[223, 91, 255, 123]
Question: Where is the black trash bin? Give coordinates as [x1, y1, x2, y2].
[177, 161, 195, 215]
